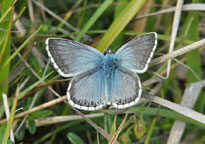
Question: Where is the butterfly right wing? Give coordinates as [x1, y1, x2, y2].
[46, 38, 104, 77]
[108, 67, 142, 109]
[67, 68, 106, 111]
[115, 33, 157, 73]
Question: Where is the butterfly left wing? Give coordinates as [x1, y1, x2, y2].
[115, 32, 157, 73]
[67, 68, 106, 111]
[108, 68, 142, 109]
[46, 38, 104, 77]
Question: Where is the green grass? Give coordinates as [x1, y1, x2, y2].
[0, 0, 204, 143]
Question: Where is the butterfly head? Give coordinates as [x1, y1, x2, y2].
[104, 48, 113, 55]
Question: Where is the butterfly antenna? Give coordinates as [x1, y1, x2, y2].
[95, 41, 109, 54]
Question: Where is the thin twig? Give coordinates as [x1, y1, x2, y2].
[150, 38, 205, 66]
[27, 0, 35, 24]
[135, 3, 205, 20]
[173, 58, 201, 81]
[31, 0, 78, 32]
[71, 107, 120, 144]
[166, 0, 184, 79]
[34, 113, 104, 127]
[15, 46, 61, 98]
[109, 113, 128, 144]
[14, 63, 49, 135]
[0, 96, 67, 125]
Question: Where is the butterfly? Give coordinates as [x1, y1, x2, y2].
[46, 32, 157, 111]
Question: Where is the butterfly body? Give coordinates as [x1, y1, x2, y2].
[46, 32, 157, 111]
[103, 53, 117, 103]
[103, 53, 116, 77]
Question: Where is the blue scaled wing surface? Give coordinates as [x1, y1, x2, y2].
[46, 38, 104, 77]
[115, 32, 157, 73]
[67, 68, 106, 111]
[108, 68, 142, 109]
[110, 32, 157, 108]
[46, 38, 105, 110]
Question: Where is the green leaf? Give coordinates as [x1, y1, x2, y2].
[28, 119, 36, 135]
[185, 12, 201, 82]
[0, 124, 7, 143]
[145, 116, 157, 144]
[133, 119, 146, 139]
[119, 133, 131, 144]
[67, 132, 85, 144]
[182, 0, 203, 114]
[30, 110, 53, 119]
[75, 0, 114, 41]
[7, 139, 14, 144]
[110, 115, 117, 136]
[104, 113, 113, 133]
[15, 123, 25, 141]
[129, 107, 204, 128]
[34, 120, 83, 144]
[96, 0, 147, 52]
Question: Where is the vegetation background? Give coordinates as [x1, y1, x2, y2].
[0, 0, 204, 143]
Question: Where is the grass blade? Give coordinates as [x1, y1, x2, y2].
[75, 0, 114, 41]
[0, 5, 14, 101]
[2, 26, 42, 69]
[2, 86, 19, 144]
[96, 0, 147, 52]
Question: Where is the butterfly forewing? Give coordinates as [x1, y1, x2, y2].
[46, 38, 104, 77]
[116, 32, 157, 73]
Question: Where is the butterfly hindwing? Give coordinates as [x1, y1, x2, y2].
[67, 68, 105, 111]
[115, 32, 157, 73]
[46, 38, 104, 77]
[107, 67, 142, 109]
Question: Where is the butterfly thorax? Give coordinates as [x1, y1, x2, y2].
[103, 53, 117, 78]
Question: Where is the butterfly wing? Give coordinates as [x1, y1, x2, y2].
[107, 67, 142, 109]
[115, 32, 157, 73]
[46, 38, 104, 77]
[67, 68, 105, 111]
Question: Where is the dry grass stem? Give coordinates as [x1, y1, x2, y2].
[109, 113, 128, 144]
[31, 0, 78, 32]
[142, 92, 205, 124]
[34, 113, 104, 127]
[136, 3, 205, 20]
[166, 0, 184, 79]
[2, 94, 15, 143]
[167, 81, 205, 144]
[150, 38, 205, 66]
[0, 96, 67, 125]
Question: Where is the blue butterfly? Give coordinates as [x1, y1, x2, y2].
[46, 32, 157, 111]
